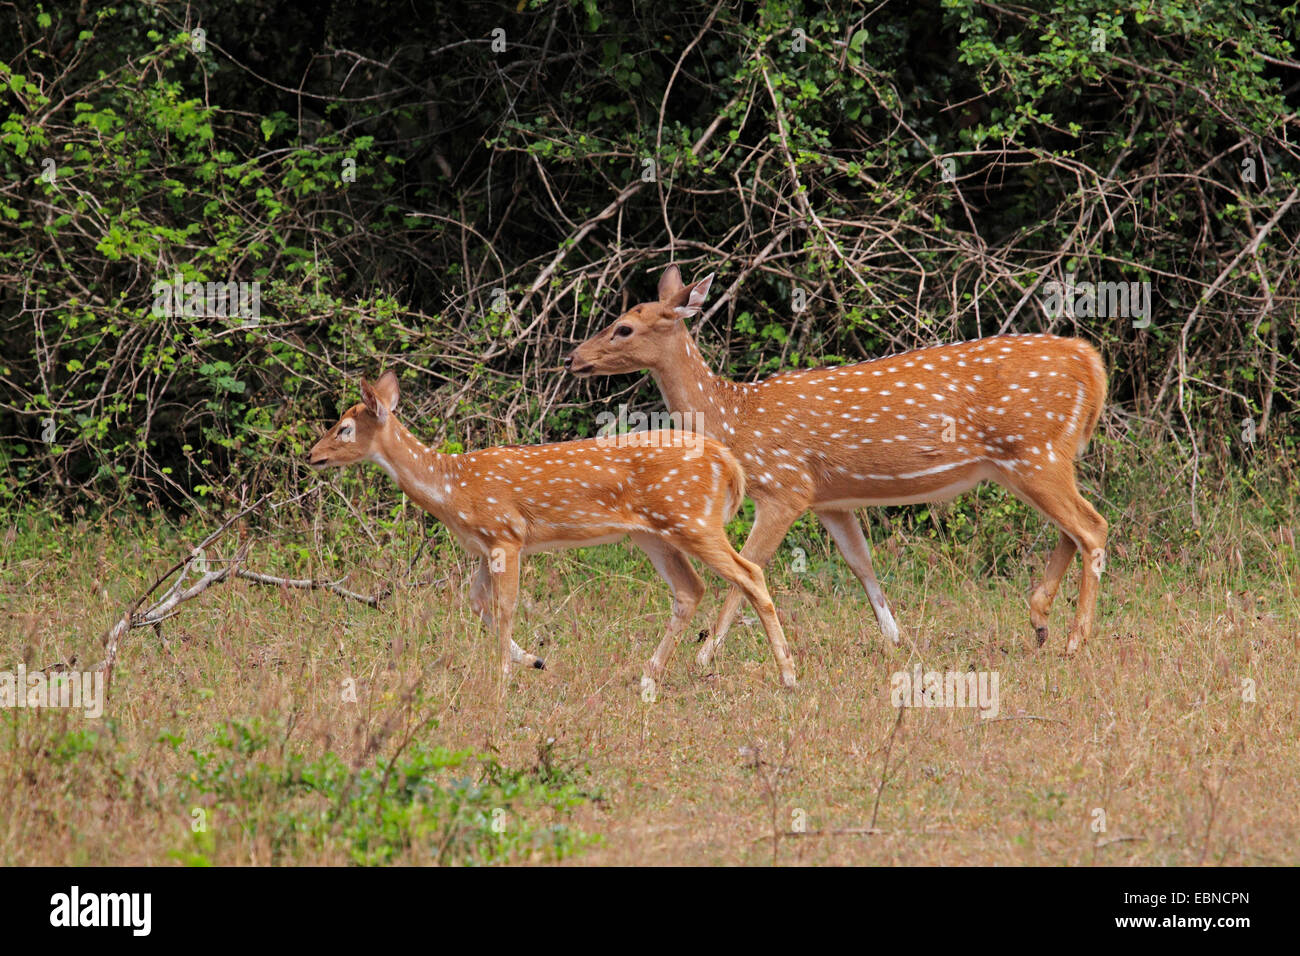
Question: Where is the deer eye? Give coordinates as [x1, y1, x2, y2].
[614, 325, 634, 339]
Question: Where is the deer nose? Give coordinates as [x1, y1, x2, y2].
[565, 353, 594, 375]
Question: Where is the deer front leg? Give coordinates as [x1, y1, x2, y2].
[470, 556, 544, 669]
[697, 498, 801, 668]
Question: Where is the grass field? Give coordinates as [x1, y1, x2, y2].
[3, 451, 1297, 866]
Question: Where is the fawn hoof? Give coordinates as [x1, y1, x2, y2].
[533, 658, 545, 670]
[781, 673, 798, 689]
[1034, 625, 1048, 647]
[696, 628, 710, 643]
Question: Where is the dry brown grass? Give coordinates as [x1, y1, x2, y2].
[2, 493, 1297, 866]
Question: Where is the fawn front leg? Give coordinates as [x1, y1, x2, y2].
[489, 546, 522, 691]
[470, 556, 544, 669]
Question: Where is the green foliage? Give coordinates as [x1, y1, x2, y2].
[0, 0, 1295, 520]
[173, 718, 600, 865]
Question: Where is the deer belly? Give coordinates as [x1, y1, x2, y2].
[816, 461, 996, 508]
[522, 533, 626, 555]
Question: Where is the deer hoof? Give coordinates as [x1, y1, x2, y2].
[1034, 625, 1048, 647]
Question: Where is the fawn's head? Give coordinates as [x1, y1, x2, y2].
[566, 265, 713, 377]
[307, 371, 401, 469]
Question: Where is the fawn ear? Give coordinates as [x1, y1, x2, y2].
[670, 273, 714, 320]
[360, 378, 389, 424]
[657, 264, 685, 302]
[373, 370, 400, 415]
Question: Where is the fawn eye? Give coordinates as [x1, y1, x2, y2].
[614, 325, 633, 339]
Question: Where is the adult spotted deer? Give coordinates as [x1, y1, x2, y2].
[566, 265, 1108, 660]
[307, 370, 796, 692]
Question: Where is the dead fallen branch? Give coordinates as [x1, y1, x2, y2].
[975, 714, 1069, 727]
[772, 827, 885, 839]
[870, 707, 906, 831]
[235, 568, 383, 606]
[91, 493, 446, 697]
[235, 568, 448, 606]
[1095, 835, 1148, 849]
[94, 494, 269, 693]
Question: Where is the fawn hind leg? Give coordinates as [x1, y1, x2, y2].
[698, 498, 801, 668]
[691, 532, 796, 688]
[631, 534, 706, 689]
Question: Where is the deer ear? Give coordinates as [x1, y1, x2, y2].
[360, 378, 389, 424]
[374, 370, 400, 415]
[672, 273, 714, 319]
[658, 264, 685, 302]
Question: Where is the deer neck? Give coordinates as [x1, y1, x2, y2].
[649, 328, 729, 439]
[370, 418, 454, 516]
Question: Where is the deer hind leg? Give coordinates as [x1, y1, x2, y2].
[1029, 535, 1076, 645]
[698, 499, 802, 668]
[631, 533, 705, 689]
[470, 557, 543, 669]
[1065, 494, 1107, 653]
[692, 533, 796, 688]
[815, 509, 900, 645]
[1002, 466, 1108, 654]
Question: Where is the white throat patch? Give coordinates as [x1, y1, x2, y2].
[368, 451, 399, 484]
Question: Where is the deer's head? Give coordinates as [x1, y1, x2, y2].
[307, 371, 401, 469]
[566, 265, 713, 377]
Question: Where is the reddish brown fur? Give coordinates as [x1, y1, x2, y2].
[567, 265, 1109, 657]
[308, 371, 796, 693]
